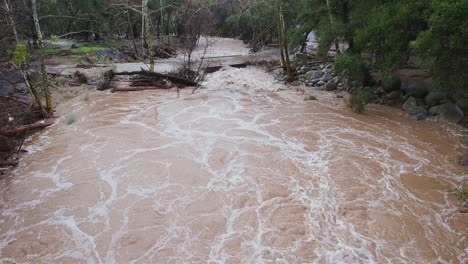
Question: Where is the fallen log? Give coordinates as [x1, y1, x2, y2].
[111, 86, 170, 92]
[0, 161, 19, 167]
[461, 207, 468, 214]
[0, 119, 54, 137]
[114, 70, 198, 86]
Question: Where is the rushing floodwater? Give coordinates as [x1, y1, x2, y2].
[1, 40, 467, 263]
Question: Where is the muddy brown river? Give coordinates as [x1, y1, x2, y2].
[1, 40, 467, 263]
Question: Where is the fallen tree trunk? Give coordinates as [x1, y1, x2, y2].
[0, 161, 19, 167]
[114, 70, 198, 86]
[461, 207, 468, 214]
[0, 119, 54, 137]
[111, 86, 169, 92]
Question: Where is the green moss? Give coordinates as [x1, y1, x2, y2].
[71, 45, 107, 53]
[68, 55, 84, 61]
[44, 46, 62, 54]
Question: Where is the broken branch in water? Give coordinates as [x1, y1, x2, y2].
[0, 161, 19, 167]
[113, 70, 199, 86]
[0, 120, 54, 137]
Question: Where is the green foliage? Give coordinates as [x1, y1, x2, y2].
[349, 87, 373, 113]
[355, 0, 429, 71]
[382, 74, 401, 92]
[9, 44, 30, 67]
[334, 54, 371, 85]
[456, 191, 468, 202]
[412, 0, 468, 94]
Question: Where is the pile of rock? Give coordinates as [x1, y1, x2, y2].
[393, 83, 466, 123]
[297, 62, 344, 92]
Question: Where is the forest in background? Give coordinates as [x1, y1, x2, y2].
[0, 0, 467, 111]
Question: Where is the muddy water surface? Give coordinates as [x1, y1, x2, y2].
[1, 52, 467, 263]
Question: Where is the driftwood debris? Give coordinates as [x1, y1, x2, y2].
[0, 119, 54, 137]
[111, 86, 169, 92]
[114, 70, 198, 86]
[98, 70, 115, 91]
[0, 161, 19, 167]
[99, 69, 198, 92]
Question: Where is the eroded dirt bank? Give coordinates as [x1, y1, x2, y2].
[0, 43, 467, 263]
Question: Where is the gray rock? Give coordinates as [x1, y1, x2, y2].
[407, 106, 428, 116]
[18, 95, 32, 105]
[304, 96, 318, 101]
[402, 97, 418, 112]
[310, 86, 324, 91]
[425, 92, 447, 107]
[437, 103, 464, 123]
[411, 113, 427, 121]
[305, 70, 324, 81]
[331, 76, 340, 84]
[317, 81, 326, 86]
[0, 80, 15, 97]
[46, 68, 61, 76]
[402, 83, 429, 98]
[385, 91, 400, 100]
[325, 82, 337, 91]
[15, 83, 28, 93]
[0, 70, 23, 84]
[456, 98, 468, 114]
[429, 105, 441, 116]
[320, 73, 333, 82]
[459, 154, 468, 166]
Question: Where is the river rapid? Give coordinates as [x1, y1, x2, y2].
[0, 39, 467, 264]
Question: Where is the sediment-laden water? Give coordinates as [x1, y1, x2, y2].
[0, 41, 467, 264]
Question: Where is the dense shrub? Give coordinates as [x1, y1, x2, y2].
[382, 74, 401, 92]
[349, 87, 373, 113]
[334, 54, 372, 86]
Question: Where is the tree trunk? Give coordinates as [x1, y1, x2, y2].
[142, 0, 155, 71]
[126, 11, 139, 56]
[325, 0, 341, 55]
[31, 0, 52, 114]
[5, 0, 46, 115]
[277, 2, 293, 80]
[0, 119, 54, 137]
[3, 0, 19, 43]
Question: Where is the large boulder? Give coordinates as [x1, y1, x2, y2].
[320, 73, 333, 82]
[402, 83, 429, 98]
[0, 70, 23, 84]
[305, 70, 324, 81]
[0, 80, 15, 97]
[425, 92, 447, 107]
[456, 98, 468, 114]
[437, 103, 464, 123]
[402, 97, 418, 112]
[429, 105, 441, 116]
[382, 74, 401, 92]
[324, 82, 337, 91]
[407, 106, 428, 116]
[385, 91, 400, 100]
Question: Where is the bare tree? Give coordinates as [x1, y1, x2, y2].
[31, 0, 52, 114]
